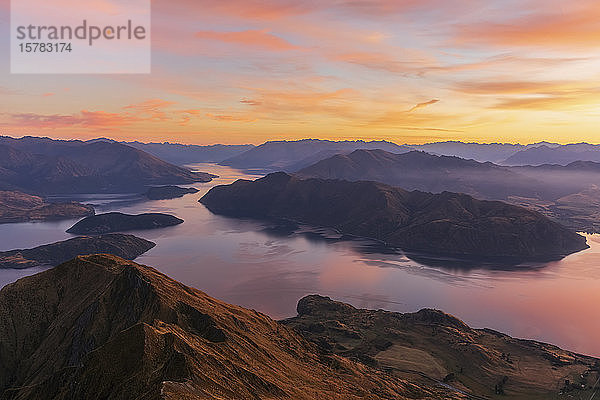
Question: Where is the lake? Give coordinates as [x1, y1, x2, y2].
[1, 163, 599, 357]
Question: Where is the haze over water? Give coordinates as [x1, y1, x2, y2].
[1, 163, 598, 357]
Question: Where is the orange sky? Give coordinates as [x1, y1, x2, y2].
[1, 0, 600, 145]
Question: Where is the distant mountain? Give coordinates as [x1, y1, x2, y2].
[219, 139, 413, 171]
[411, 141, 557, 163]
[0, 254, 452, 399]
[200, 172, 587, 260]
[0, 136, 214, 194]
[297, 149, 600, 233]
[66, 212, 184, 234]
[503, 144, 600, 166]
[297, 149, 550, 200]
[121, 141, 255, 165]
[0, 234, 154, 269]
[0, 190, 94, 223]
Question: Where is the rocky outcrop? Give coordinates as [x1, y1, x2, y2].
[285, 295, 600, 399]
[66, 212, 184, 234]
[200, 172, 588, 260]
[0, 234, 155, 269]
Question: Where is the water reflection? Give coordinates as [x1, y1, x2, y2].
[0, 163, 598, 357]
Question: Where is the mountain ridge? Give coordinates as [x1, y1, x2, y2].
[0, 136, 214, 194]
[219, 138, 413, 171]
[0, 254, 453, 399]
[1, 255, 597, 399]
[199, 172, 588, 260]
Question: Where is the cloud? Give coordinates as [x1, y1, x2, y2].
[492, 89, 600, 110]
[205, 113, 256, 122]
[240, 98, 262, 106]
[160, 0, 314, 21]
[453, 80, 570, 95]
[236, 87, 361, 120]
[6, 111, 138, 128]
[455, 1, 600, 49]
[195, 29, 300, 51]
[124, 98, 177, 120]
[332, 51, 436, 74]
[2, 99, 195, 130]
[451, 80, 600, 111]
[407, 99, 439, 112]
[0, 87, 18, 95]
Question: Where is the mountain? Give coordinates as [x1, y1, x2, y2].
[1, 255, 597, 399]
[296, 149, 600, 232]
[0, 234, 155, 269]
[503, 144, 600, 166]
[121, 141, 255, 165]
[219, 139, 413, 171]
[297, 149, 550, 200]
[411, 141, 561, 163]
[284, 295, 600, 399]
[0, 190, 94, 223]
[200, 172, 588, 260]
[0, 254, 455, 399]
[0, 144, 92, 193]
[0, 136, 214, 194]
[410, 141, 556, 163]
[66, 212, 184, 234]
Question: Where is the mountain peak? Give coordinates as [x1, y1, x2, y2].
[0, 254, 440, 399]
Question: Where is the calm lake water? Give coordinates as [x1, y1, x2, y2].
[1, 163, 599, 357]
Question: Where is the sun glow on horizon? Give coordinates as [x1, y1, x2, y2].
[1, 0, 600, 145]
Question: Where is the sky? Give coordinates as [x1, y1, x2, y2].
[1, 0, 600, 145]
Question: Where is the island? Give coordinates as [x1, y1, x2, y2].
[0, 234, 155, 269]
[0, 190, 94, 224]
[200, 172, 588, 260]
[66, 212, 184, 234]
[144, 185, 199, 200]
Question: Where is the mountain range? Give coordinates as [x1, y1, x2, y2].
[216, 139, 600, 168]
[219, 139, 412, 171]
[120, 140, 255, 165]
[200, 172, 588, 260]
[410, 141, 548, 163]
[297, 149, 548, 200]
[297, 149, 600, 232]
[503, 143, 600, 166]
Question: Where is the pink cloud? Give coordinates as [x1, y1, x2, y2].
[195, 29, 300, 51]
[456, 1, 600, 48]
[7, 111, 138, 128]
